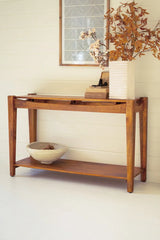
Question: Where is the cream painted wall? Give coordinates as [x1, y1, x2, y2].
[0, 0, 160, 183]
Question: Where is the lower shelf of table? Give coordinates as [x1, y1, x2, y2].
[15, 157, 141, 180]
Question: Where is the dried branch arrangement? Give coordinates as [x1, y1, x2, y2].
[80, 1, 160, 67]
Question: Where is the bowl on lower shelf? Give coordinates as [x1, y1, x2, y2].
[26, 142, 68, 164]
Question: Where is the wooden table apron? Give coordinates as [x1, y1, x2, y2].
[8, 95, 148, 193]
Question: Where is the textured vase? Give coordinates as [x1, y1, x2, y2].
[109, 61, 135, 99]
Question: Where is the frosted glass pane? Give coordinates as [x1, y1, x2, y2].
[64, 17, 104, 28]
[64, 28, 104, 40]
[64, 51, 93, 62]
[65, 0, 104, 6]
[65, 6, 104, 17]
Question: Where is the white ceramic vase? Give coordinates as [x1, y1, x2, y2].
[109, 61, 135, 99]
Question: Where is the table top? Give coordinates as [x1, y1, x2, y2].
[14, 94, 141, 103]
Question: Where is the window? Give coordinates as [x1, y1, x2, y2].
[59, 0, 110, 66]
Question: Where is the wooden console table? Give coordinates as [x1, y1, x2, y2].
[8, 95, 148, 193]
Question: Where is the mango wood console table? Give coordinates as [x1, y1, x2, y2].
[8, 95, 148, 193]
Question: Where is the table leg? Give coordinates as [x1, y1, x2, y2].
[28, 94, 37, 143]
[139, 97, 148, 182]
[8, 96, 17, 176]
[126, 100, 136, 193]
[28, 108, 37, 143]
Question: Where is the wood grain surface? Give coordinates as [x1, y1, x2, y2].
[15, 157, 141, 180]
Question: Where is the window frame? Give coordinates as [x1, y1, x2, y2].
[59, 0, 110, 66]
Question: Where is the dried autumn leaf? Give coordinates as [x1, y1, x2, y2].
[80, 1, 160, 67]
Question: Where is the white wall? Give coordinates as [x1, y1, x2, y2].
[0, 0, 160, 183]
